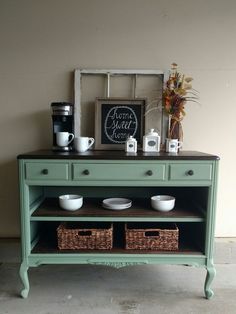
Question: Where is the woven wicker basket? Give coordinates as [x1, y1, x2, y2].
[125, 223, 179, 251]
[57, 222, 113, 250]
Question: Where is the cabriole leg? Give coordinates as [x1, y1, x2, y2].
[19, 262, 29, 298]
[204, 263, 216, 299]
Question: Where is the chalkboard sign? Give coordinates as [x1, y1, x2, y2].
[95, 98, 146, 150]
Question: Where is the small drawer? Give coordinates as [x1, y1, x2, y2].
[73, 163, 166, 181]
[25, 162, 69, 180]
[169, 163, 212, 181]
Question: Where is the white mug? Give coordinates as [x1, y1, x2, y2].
[56, 132, 74, 147]
[166, 138, 182, 153]
[74, 136, 95, 152]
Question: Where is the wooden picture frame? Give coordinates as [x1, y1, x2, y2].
[95, 98, 146, 150]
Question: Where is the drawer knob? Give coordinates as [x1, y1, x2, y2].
[187, 170, 194, 176]
[146, 170, 153, 176]
[83, 169, 90, 175]
[41, 169, 48, 175]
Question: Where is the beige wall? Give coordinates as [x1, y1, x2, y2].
[0, 0, 235, 237]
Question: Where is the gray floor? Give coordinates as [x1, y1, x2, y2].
[0, 263, 236, 314]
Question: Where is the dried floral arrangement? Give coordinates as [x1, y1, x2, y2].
[163, 63, 199, 140]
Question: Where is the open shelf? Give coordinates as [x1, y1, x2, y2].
[31, 237, 204, 255]
[30, 220, 205, 256]
[31, 198, 205, 222]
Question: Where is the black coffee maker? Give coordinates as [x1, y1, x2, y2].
[51, 102, 74, 151]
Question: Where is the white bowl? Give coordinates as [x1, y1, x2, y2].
[151, 195, 175, 212]
[59, 194, 83, 211]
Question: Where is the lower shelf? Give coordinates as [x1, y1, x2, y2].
[30, 220, 205, 255]
[31, 238, 203, 255]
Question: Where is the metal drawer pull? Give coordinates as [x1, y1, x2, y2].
[187, 170, 194, 176]
[146, 170, 153, 176]
[83, 169, 90, 175]
[41, 169, 48, 175]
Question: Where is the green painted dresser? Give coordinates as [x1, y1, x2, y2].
[17, 150, 219, 298]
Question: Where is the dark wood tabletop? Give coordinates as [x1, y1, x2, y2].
[17, 149, 219, 160]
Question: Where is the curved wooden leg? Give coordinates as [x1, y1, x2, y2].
[204, 264, 216, 299]
[19, 262, 29, 298]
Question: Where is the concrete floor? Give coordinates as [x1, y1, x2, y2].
[0, 263, 236, 314]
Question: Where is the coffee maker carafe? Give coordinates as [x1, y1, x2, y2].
[51, 102, 74, 151]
